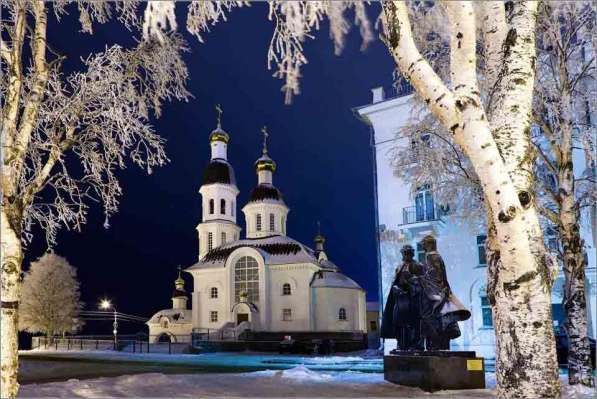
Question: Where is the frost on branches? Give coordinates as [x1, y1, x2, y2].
[142, 0, 373, 104]
[19, 252, 83, 337]
[380, 2, 560, 397]
[533, 1, 596, 387]
[1, 1, 189, 397]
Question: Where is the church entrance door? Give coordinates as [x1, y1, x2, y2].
[237, 313, 249, 325]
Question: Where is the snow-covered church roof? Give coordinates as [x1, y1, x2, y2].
[310, 270, 363, 290]
[185, 234, 362, 291]
[186, 235, 342, 272]
[147, 308, 192, 325]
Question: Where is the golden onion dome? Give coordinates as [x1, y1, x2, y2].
[209, 127, 229, 144]
[255, 154, 276, 172]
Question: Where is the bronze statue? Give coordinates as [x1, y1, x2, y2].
[381, 236, 471, 351]
[380, 245, 425, 350]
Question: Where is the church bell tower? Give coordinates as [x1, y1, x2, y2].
[196, 105, 241, 259]
[242, 127, 289, 239]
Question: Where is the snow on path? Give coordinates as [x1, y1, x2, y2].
[19, 368, 495, 398]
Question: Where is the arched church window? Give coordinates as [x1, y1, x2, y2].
[231, 201, 235, 217]
[221, 232, 226, 245]
[160, 317, 169, 329]
[282, 283, 291, 296]
[269, 213, 275, 231]
[210, 287, 218, 299]
[281, 216, 286, 234]
[220, 199, 226, 215]
[256, 214, 262, 231]
[208, 232, 213, 251]
[338, 308, 347, 321]
[209, 199, 214, 214]
[235, 256, 259, 303]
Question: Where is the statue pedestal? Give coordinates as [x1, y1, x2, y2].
[384, 351, 485, 392]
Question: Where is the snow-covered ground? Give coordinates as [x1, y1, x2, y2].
[18, 350, 595, 398]
[18, 368, 597, 398]
[19, 367, 481, 398]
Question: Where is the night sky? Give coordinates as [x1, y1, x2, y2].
[26, 3, 397, 335]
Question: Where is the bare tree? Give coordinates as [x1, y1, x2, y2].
[19, 252, 83, 338]
[533, 1, 596, 387]
[0, 1, 189, 397]
[141, 1, 561, 396]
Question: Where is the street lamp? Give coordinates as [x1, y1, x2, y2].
[99, 298, 117, 350]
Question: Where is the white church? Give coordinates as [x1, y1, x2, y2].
[148, 115, 367, 343]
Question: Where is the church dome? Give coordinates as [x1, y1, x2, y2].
[209, 126, 229, 144]
[255, 154, 276, 172]
[202, 159, 236, 185]
[248, 184, 284, 203]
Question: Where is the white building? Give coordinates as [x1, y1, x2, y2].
[355, 86, 597, 359]
[183, 120, 367, 338]
[147, 269, 193, 343]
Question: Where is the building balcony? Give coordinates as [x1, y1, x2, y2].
[396, 205, 446, 240]
[400, 205, 446, 225]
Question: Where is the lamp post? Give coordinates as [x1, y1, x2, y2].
[99, 299, 117, 350]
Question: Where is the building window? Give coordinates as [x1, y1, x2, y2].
[256, 214, 262, 231]
[416, 241, 426, 263]
[221, 232, 226, 245]
[339, 308, 347, 321]
[269, 213, 275, 231]
[282, 283, 291, 296]
[282, 308, 292, 321]
[210, 311, 218, 323]
[210, 287, 218, 299]
[281, 216, 286, 234]
[220, 199, 226, 215]
[369, 320, 378, 331]
[231, 201, 235, 217]
[234, 256, 259, 303]
[477, 235, 487, 266]
[208, 232, 213, 251]
[481, 296, 493, 327]
[209, 199, 214, 214]
[415, 185, 435, 222]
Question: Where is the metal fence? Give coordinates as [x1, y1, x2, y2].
[31, 335, 190, 355]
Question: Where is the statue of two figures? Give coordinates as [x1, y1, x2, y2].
[381, 235, 471, 352]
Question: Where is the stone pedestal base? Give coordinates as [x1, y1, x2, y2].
[384, 351, 485, 392]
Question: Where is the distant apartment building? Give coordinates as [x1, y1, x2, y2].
[354, 86, 596, 359]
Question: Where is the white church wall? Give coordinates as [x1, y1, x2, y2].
[312, 287, 366, 332]
[190, 268, 230, 330]
[148, 322, 192, 343]
[242, 202, 289, 238]
[268, 264, 318, 331]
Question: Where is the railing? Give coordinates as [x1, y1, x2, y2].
[31, 335, 191, 355]
[401, 205, 440, 225]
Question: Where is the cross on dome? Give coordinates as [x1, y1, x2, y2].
[215, 104, 223, 128]
[261, 126, 269, 155]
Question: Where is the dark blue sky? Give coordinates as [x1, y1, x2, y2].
[30, 3, 396, 330]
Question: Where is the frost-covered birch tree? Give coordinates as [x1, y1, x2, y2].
[379, 3, 562, 396]
[19, 252, 83, 337]
[0, 1, 189, 397]
[391, 2, 596, 389]
[533, 1, 596, 387]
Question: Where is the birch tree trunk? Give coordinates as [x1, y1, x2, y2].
[0, 208, 23, 399]
[381, 2, 559, 397]
[1, 2, 47, 397]
[556, 81, 593, 387]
